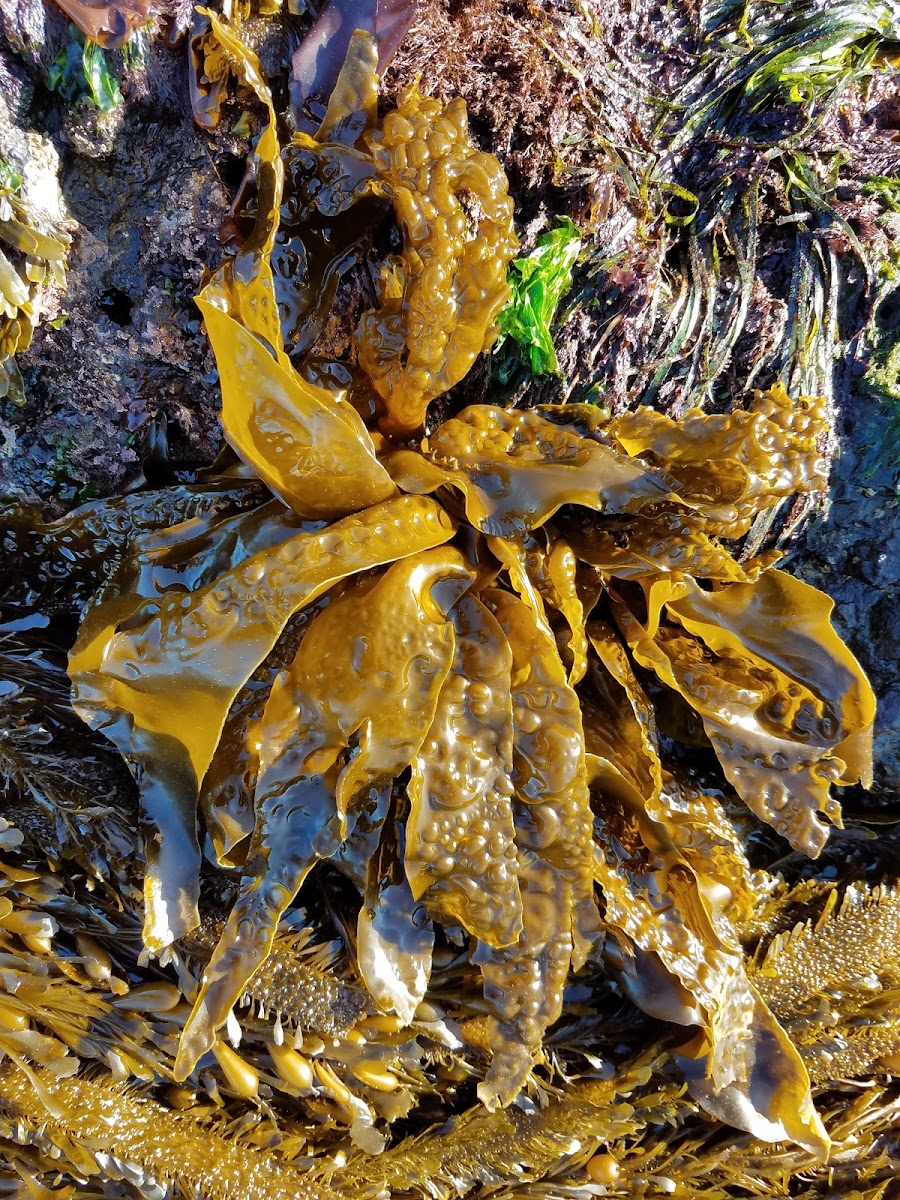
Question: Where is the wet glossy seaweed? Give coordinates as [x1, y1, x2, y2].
[0, 11, 890, 1198]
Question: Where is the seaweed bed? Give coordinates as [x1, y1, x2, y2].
[1, 0, 900, 1197]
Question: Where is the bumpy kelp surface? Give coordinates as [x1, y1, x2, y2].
[0, 5, 898, 1198]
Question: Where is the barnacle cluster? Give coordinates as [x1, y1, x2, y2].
[0, 11, 893, 1197]
[0, 166, 70, 405]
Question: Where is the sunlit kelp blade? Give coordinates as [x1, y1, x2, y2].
[200, 301, 396, 519]
[666, 570, 876, 784]
[1, 483, 267, 613]
[591, 776, 828, 1155]
[581, 625, 829, 1152]
[606, 562, 874, 856]
[358, 797, 434, 1026]
[626, 615, 846, 856]
[489, 530, 589, 684]
[566, 510, 780, 583]
[198, 598, 331, 869]
[606, 383, 829, 535]
[585, 622, 760, 926]
[673, 986, 829, 1155]
[357, 85, 518, 435]
[69, 495, 457, 951]
[384, 405, 676, 538]
[193, 10, 285, 356]
[0, 167, 70, 407]
[583, 618, 663, 804]
[49, 0, 152, 49]
[406, 592, 522, 947]
[475, 588, 596, 1109]
[175, 550, 474, 1077]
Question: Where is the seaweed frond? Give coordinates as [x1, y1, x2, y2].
[0, 1064, 339, 1200]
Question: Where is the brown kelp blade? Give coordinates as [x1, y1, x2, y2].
[407, 592, 522, 948]
[358, 803, 435, 1025]
[475, 588, 596, 1109]
[675, 988, 830, 1157]
[591, 770, 828, 1157]
[51, 0, 151, 50]
[383, 405, 676, 538]
[666, 569, 876, 784]
[490, 529, 589, 684]
[193, 10, 285, 355]
[357, 86, 517, 435]
[69, 496, 457, 951]
[291, 0, 418, 133]
[200, 301, 396, 520]
[607, 383, 829, 535]
[614, 568, 874, 856]
[566, 509, 780, 584]
[175, 550, 474, 1076]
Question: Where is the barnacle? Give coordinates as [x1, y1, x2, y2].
[0, 171, 70, 405]
[1, 9, 888, 1193]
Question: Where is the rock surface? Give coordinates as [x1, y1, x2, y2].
[0, 5, 231, 508]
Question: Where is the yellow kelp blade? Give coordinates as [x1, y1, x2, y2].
[674, 986, 830, 1157]
[489, 529, 589, 685]
[584, 618, 663, 802]
[382, 405, 676, 538]
[199, 600, 330, 869]
[475, 588, 597, 1110]
[565, 510, 780, 583]
[585, 619, 759, 929]
[314, 28, 378, 147]
[269, 30, 387, 359]
[591, 774, 828, 1157]
[199, 301, 396, 520]
[357, 86, 518, 436]
[358, 802, 434, 1025]
[651, 772, 761, 933]
[175, 549, 474, 1077]
[612, 573, 873, 856]
[69, 495, 457, 951]
[607, 383, 828, 535]
[666, 569, 876, 785]
[406, 592, 522, 948]
[195, 10, 285, 356]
